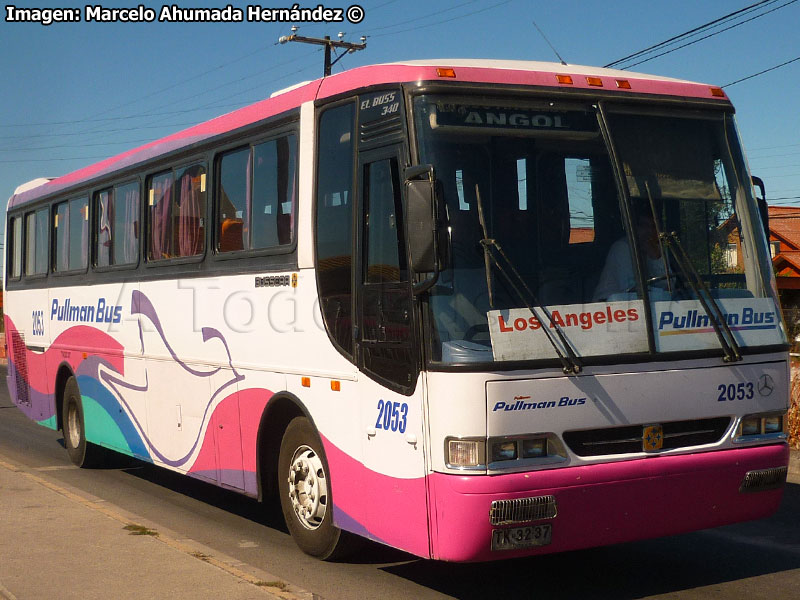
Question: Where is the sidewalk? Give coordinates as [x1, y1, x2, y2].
[789, 447, 800, 477]
[0, 456, 309, 600]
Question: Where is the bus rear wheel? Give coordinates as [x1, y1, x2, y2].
[277, 416, 358, 560]
[62, 376, 104, 468]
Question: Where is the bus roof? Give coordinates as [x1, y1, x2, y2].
[8, 59, 729, 210]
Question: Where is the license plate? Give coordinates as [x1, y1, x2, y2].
[491, 523, 552, 551]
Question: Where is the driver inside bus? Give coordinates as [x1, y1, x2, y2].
[592, 200, 670, 301]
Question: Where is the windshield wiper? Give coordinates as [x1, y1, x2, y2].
[475, 184, 582, 375]
[645, 184, 742, 363]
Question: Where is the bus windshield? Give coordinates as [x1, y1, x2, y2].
[413, 95, 786, 365]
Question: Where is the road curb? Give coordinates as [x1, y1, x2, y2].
[0, 455, 315, 600]
[790, 449, 800, 476]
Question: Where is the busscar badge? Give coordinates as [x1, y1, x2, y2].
[643, 424, 664, 451]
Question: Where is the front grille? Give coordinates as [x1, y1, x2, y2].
[740, 467, 787, 493]
[563, 417, 731, 457]
[489, 495, 557, 525]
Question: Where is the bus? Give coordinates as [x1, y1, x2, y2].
[4, 59, 790, 562]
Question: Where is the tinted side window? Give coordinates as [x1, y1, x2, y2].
[315, 103, 355, 356]
[252, 136, 296, 248]
[25, 208, 48, 276]
[216, 134, 297, 253]
[8, 217, 22, 279]
[96, 182, 139, 267]
[148, 164, 206, 261]
[217, 147, 249, 252]
[53, 198, 87, 272]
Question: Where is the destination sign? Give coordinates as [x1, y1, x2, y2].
[431, 105, 598, 133]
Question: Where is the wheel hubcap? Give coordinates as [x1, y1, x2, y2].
[67, 402, 80, 448]
[287, 445, 328, 530]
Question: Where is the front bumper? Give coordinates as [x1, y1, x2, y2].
[427, 444, 788, 562]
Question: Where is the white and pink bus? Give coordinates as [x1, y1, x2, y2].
[4, 60, 790, 562]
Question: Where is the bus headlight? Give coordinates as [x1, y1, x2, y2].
[734, 412, 786, 443]
[764, 416, 784, 434]
[446, 434, 567, 471]
[741, 417, 761, 436]
[491, 440, 518, 462]
[522, 438, 548, 459]
[488, 434, 566, 470]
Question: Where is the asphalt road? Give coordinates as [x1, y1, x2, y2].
[1, 367, 798, 600]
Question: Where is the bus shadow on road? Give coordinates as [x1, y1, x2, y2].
[115, 454, 420, 564]
[382, 482, 800, 599]
[118, 457, 289, 532]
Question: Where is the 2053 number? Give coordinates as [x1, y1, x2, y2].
[375, 400, 408, 433]
[717, 382, 754, 401]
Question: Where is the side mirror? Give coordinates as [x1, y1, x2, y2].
[404, 165, 440, 293]
[752, 176, 769, 240]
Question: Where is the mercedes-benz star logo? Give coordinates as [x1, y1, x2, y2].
[757, 374, 775, 397]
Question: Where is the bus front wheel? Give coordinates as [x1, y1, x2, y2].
[62, 376, 104, 468]
[277, 416, 358, 560]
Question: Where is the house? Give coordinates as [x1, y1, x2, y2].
[767, 206, 800, 290]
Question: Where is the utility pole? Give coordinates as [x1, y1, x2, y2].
[278, 30, 367, 77]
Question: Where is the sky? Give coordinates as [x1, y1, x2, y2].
[1, 0, 799, 249]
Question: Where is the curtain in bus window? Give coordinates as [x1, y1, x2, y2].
[253, 141, 279, 249]
[176, 167, 205, 257]
[97, 190, 112, 267]
[34, 208, 48, 274]
[121, 185, 139, 264]
[55, 202, 69, 272]
[68, 197, 88, 270]
[149, 174, 173, 259]
[276, 136, 295, 246]
[288, 141, 297, 242]
[245, 148, 252, 248]
[25, 213, 36, 276]
[10, 218, 22, 278]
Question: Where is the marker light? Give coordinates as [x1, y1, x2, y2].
[556, 74, 573, 85]
[709, 87, 725, 97]
[616, 79, 632, 89]
[301, 377, 311, 388]
[330, 380, 341, 392]
[586, 76, 603, 87]
[436, 68, 456, 78]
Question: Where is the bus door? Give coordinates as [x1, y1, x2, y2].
[355, 148, 430, 556]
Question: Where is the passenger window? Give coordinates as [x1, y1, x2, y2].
[53, 199, 88, 272]
[252, 136, 296, 249]
[96, 182, 139, 267]
[8, 217, 22, 279]
[216, 135, 297, 253]
[25, 208, 49, 276]
[148, 164, 206, 260]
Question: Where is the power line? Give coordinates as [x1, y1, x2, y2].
[723, 55, 800, 87]
[605, 0, 778, 68]
[605, 0, 797, 70]
[366, 0, 512, 39]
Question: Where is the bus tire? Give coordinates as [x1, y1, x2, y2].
[278, 416, 357, 560]
[62, 376, 104, 468]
